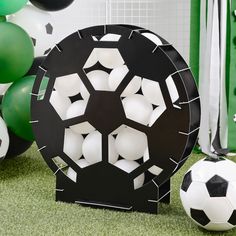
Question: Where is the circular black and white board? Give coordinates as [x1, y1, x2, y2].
[31, 25, 201, 214]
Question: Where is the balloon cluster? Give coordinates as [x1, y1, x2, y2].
[0, 0, 74, 160]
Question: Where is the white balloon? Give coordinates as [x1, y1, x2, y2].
[82, 131, 119, 164]
[80, 70, 109, 100]
[143, 149, 163, 176]
[63, 129, 84, 161]
[66, 100, 95, 134]
[142, 33, 163, 46]
[0, 83, 11, 95]
[0, 117, 9, 161]
[8, 5, 55, 57]
[109, 65, 141, 97]
[98, 48, 124, 69]
[141, 79, 166, 106]
[100, 34, 121, 42]
[67, 159, 90, 182]
[149, 106, 166, 127]
[115, 127, 147, 161]
[49, 91, 71, 120]
[111, 125, 126, 135]
[114, 159, 145, 189]
[54, 73, 81, 97]
[122, 94, 153, 125]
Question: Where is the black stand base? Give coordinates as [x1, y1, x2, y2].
[55, 163, 171, 214]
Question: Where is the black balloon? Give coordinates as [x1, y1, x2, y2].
[26, 56, 46, 76]
[30, 0, 75, 11]
[0, 96, 33, 158]
[5, 129, 33, 159]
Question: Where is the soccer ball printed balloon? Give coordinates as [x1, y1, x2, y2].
[8, 5, 55, 57]
[31, 25, 200, 213]
[0, 117, 9, 161]
[180, 157, 236, 231]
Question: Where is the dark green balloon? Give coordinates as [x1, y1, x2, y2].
[2, 75, 48, 141]
[0, 16, 6, 22]
[0, 0, 28, 15]
[0, 22, 34, 83]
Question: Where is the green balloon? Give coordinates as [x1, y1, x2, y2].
[0, 22, 34, 83]
[0, 0, 28, 15]
[2, 75, 48, 141]
[0, 16, 6, 22]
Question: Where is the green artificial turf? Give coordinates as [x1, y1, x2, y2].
[0, 145, 236, 236]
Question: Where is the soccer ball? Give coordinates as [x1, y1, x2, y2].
[180, 157, 236, 231]
[0, 117, 9, 161]
[233, 114, 236, 122]
[8, 5, 55, 57]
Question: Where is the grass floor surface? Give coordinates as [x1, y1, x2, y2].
[0, 145, 236, 236]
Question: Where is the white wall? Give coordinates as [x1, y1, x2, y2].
[51, 0, 190, 62]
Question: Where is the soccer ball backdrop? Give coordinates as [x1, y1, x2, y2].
[180, 157, 236, 231]
[31, 25, 200, 214]
[8, 5, 55, 57]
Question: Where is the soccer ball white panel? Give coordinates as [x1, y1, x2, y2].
[204, 222, 234, 231]
[185, 181, 209, 209]
[215, 159, 236, 181]
[203, 197, 233, 222]
[189, 159, 217, 183]
[226, 181, 236, 209]
[180, 190, 191, 215]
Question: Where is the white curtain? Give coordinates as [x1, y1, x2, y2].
[198, 0, 228, 156]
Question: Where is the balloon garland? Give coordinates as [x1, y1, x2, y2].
[0, 1, 73, 160]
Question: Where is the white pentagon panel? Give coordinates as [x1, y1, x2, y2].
[203, 197, 233, 223]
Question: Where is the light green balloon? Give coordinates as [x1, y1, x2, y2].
[0, 22, 34, 83]
[0, 0, 28, 16]
[0, 16, 6, 22]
